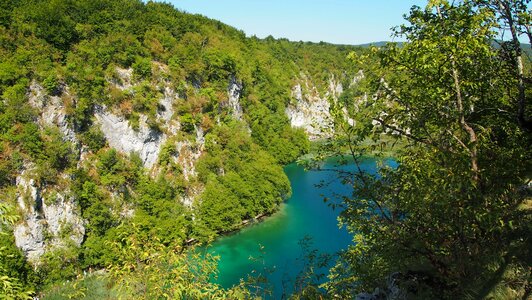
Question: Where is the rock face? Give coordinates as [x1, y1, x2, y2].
[159, 86, 176, 122]
[95, 106, 167, 169]
[174, 126, 205, 181]
[14, 170, 85, 263]
[227, 76, 243, 120]
[111, 67, 134, 91]
[15, 82, 85, 264]
[158, 86, 180, 134]
[28, 81, 78, 145]
[286, 73, 364, 140]
[286, 77, 336, 140]
[13, 175, 44, 262]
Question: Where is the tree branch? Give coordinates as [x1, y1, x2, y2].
[451, 58, 480, 182]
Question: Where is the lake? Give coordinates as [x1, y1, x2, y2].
[206, 157, 387, 298]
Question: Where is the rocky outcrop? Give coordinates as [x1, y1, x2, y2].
[13, 175, 44, 262]
[173, 126, 205, 181]
[285, 78, 335, 140]
[95, 106, 166, 169]
[286, 73, 365, 140]
[28, 81, 78, 145]
[111, 67, 134, 91]
[227, 76, 243, 120]
[158, 86, 180, 134]
[158, 87, 176, 122]
[14, 170, 85, 263]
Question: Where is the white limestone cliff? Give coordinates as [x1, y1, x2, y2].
[285, 77, 335, 140]
[173, 125, 205, 181]
[286, 72, 364, 140]
[95, 106, 167, 169]
[14, 169, 85, 263]
[227, 76, 243, 120]
[28, 81, 78, 145]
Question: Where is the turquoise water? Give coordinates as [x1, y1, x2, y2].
[206, 158, 386, 298]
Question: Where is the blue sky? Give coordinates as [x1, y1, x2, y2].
[164, 0, 429, 45]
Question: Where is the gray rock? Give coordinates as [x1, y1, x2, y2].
[42, 193, 85, 247]
[95, 106, 166, 169]
[27, 81, 78, 145]
[227, 76, 243, 120]
[173, 125, 205, 181]
[14, 169, 85, 264]
[286, 73, 367, 140]
[112, 67, 134, 91]
[285, 78, 335, 140]
[158, 86, 176, 122]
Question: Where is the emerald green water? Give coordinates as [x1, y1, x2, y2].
[207, 158, 387, 298]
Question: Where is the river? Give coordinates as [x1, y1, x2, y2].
[206, 157, 388, 298]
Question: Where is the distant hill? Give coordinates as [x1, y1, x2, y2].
[356, 40, 530, 54]
[355, 41, 397, 48]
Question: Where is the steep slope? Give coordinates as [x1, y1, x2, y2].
[0, 0, 364, 291]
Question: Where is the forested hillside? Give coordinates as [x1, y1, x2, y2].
[0, 0, 362, 297]
[1, 0, 530, 299]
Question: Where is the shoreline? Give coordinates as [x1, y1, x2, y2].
[205, 148, 398, 245]
[203, 203, 288, 245]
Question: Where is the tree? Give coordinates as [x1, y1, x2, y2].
[322, 1, 531, 298]
[106, 223, 252, 299]
[474, 0, 531, 131]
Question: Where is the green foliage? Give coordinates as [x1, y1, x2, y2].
[131, 175, 190, 246]
[321, 1, 532, 298]
[12, 0, 79, 51]
[96, 148, 130, 189]
[157, 139, 177, 167]
[105, 223, 253, 299]
[42, 74, 60, 96]
[69, 149, 194, 271]
[0, 0, 363, 296]
[42, 127, 75, 171]
[249, 109, 310, 164]
[132, 56, 152, 79]
[39, 273, 123, 300]
[80, 127, 106, 152]
[0, 145, 22, 188]
[0, 203, 35, 299]
[195, 123, 291, 237]
[36, 247, 80, 287]
[16, 123, 44, 159]
[179, 113, 197, 133]
[203, 49, 236, 84]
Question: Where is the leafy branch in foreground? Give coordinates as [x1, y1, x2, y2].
[0, 203, 34, 300]
[320, 0, 531, 299]
[106, 223, 252, 299]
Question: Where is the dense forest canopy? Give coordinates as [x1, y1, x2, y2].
[0, 0, 530, 299]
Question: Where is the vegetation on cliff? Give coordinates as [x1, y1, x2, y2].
[0, 0, 359, 297]
[1, 0, 530, 299]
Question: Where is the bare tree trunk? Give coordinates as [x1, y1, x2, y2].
[496, 0, 530, 131]
[451, 59, 480, 182]
[434, 2, 480, 181]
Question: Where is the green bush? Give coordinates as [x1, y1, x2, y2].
[132, 56, 152, 79]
